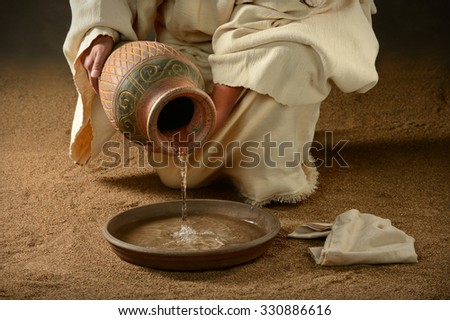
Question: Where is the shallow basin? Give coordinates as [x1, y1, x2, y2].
[103, 199, 281, 271]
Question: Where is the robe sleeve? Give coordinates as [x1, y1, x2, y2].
[63, 0, 161, 164]
[209, 0, 379, 107]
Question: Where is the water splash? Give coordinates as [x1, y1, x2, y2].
[169, 224, 225, 248]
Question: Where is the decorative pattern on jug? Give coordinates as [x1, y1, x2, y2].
[99, 41, 208, 145]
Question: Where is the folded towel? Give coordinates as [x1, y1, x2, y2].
[305, 209, 418, 266]
[288, 222, 333, 239]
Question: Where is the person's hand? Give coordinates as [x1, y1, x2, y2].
[210, 84, 243, 134]
[80, 35, 114, 93]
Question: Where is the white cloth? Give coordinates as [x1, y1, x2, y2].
[288, 222, 333, 239]
[210, 0, 379, 107]
[63, 0, 379, 205]
[309, 209, 418, 266]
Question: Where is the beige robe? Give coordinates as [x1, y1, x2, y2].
[63, 0, 378, 205]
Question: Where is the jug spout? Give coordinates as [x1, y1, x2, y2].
[99, 41, 216, 155]
[136, 77, 216, 154]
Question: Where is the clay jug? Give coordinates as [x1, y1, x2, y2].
[98, 41, 216, 154]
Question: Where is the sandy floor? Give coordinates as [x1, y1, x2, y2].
[1, 1, 449, 299]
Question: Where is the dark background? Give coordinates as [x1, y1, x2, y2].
[0, 0, 448, 64]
